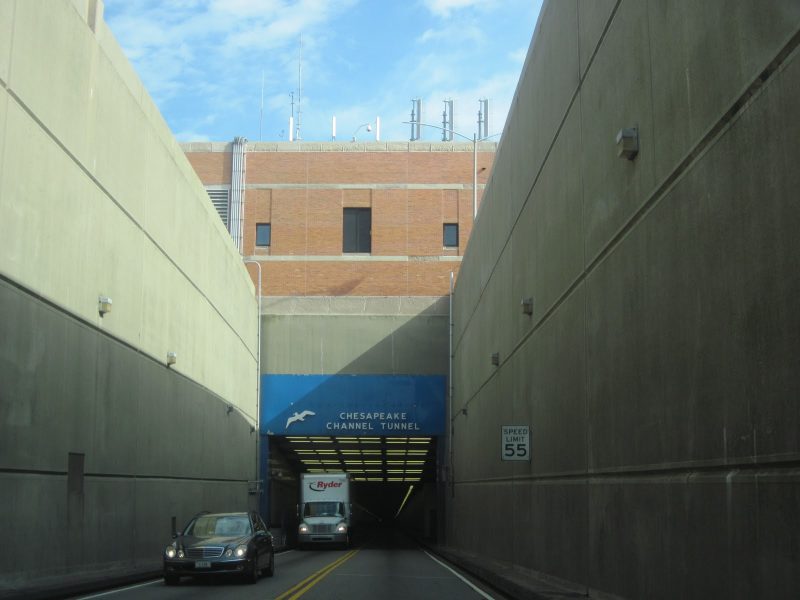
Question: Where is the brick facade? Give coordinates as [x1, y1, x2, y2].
[183, 142, 496, 296]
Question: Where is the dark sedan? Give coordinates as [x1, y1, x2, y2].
[163, 511, 274, 585]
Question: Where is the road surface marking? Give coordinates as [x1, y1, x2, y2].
[424, 550, 495, 600]
[275, 549, 360, 600]
[74, 579, 160, 599]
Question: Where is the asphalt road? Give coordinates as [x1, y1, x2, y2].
[71, 529, 504, 600]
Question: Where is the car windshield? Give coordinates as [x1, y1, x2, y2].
[185, 515, 252, 537]
[304, 502, 343, 517]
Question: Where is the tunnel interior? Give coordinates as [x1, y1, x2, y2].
[267, 435, 440, 540]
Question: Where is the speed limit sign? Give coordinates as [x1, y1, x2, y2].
[501, 425, 530, 461]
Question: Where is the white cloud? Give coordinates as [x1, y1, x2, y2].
[421, 0, 495, 18]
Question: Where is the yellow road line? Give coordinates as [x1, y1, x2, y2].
[275, 549, 360, 600]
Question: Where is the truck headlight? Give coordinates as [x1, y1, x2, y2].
[336, 524, 347, 533]
[235, 545, 247, 558]
[165, 546, 176, 558]
[299, 523, 309, 533]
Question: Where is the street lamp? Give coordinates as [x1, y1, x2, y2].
[403, 121, 499, 218]
[352, 123, 372, 141]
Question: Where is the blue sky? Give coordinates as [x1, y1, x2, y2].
[103, 0, 542, 143]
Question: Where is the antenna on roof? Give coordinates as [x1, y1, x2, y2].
[478, 99, 489, 139]
[410, 98, 422, 141]
[295, 35, 302, 141]
[259, 70, 264, 142]
[442, 99, 454, 141]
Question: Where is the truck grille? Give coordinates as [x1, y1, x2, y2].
[310, 524, 335, 534]
[186, 546, 224, 558]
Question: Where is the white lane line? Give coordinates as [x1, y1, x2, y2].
[74, 579, 161, 599]
[423, 550, 496, 600]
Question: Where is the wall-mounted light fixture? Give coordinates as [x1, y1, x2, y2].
[616, 126, 639, 160]
[491, 352, 500, 366]
[521, 297, 533, 316]
[166, 352, 177, 367]
[98, 295, 112, 316]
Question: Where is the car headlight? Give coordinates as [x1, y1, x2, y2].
[177, 549, 185, 558]
[224, 548, 233, 557]
[299, 523, 309, 533]
[165, 546, 176, 559]
[336, 523, 347, 533]
[235, 545, 247, 558]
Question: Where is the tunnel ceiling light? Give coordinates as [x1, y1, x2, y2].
[361, 450, 382, 455]
[367, 478, 383, 482]
[286, 437, 308, 441]
[388, 478, 405, 482]
[335, 437, 358, 442]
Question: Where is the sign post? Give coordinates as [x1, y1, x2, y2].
[501, 425, 530, 461]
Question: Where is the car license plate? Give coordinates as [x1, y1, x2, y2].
[195, 560, 211, 569]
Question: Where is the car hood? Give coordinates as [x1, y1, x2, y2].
[179, 534, 251, 547]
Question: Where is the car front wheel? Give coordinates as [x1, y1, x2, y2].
[245, 556, 259, 584]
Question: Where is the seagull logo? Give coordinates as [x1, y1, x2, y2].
[286, 410, 316, 429]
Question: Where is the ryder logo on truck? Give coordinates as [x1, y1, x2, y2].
[309, 480, 343, 492]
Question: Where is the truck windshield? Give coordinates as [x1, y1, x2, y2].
[304, 502, 344, 517]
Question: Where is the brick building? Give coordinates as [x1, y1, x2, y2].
[181, 141, 497, 296]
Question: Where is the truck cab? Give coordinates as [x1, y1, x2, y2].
[297, 473, 351, 548]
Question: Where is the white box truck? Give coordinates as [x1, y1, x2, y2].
[297, 472, 351, 548]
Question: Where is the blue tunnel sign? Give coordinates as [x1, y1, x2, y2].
[261, 374, 446, 436]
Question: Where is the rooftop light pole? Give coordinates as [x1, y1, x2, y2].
[403, 121, 499, 218]
[352, 123, 372, 142]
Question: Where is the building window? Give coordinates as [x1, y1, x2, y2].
[256, 223, 271, 247]
[343, 208, 371, 253]
[443, 223, 459, 247]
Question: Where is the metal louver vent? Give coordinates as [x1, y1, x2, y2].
[206, 188, 230, 228]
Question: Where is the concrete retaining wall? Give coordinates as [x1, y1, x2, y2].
[0, 1, 258, 591]
[447, 1, 800, 598]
